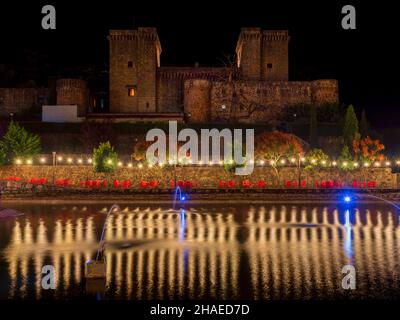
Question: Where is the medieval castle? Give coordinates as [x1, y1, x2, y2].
[107, 27, 338, 123]
[0, 27, 338, 123]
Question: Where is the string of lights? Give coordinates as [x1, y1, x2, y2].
[13, 155, 400, 168]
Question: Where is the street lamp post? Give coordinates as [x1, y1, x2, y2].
[173, 159, 177, 190]
[52, 152, 56, 184]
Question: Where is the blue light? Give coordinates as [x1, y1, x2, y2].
[181, 196, 186, 201]
[344, 196, 351, 203]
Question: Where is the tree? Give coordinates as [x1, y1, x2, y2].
[338, 145, 355, 171]
[213, 54, 278, 122]
[133, 139, 152, 161]
[93, 141, 118, 173]
[309, 104, 318, 148]
[343, 105, 359, 147]
[255, 131, 304, 183]
[359, 109, 370, 138]
[352, 136, 384, 162]
[305, 148, 330, 170]
[0, 121, 40, 165]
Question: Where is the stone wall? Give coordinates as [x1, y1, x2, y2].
[184, 79, 211, 122]
[56, 79, 88, 117]
[156, 66, 226, 114]
[0, 166, 396, 189]
[157, 77, 182, 113]
[0, 88, 49, 117]
[185, 79, 339, 123]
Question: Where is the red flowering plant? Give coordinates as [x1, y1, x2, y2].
[352, 136, 385, 164]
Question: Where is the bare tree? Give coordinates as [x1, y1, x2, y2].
[214, 54, 278, 123]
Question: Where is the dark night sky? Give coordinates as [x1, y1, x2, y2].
[0, 0, 399, 127]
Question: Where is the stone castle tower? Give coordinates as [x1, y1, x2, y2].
[236, 28, 289, 81]
[108, 28, 161, 113]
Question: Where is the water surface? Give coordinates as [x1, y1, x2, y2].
[1, 202, 399, 299]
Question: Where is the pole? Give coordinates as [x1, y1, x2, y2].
[52, 151, 56, 185]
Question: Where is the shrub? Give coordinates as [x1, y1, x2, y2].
[93, 141, 118, 173]
[305, 148, 330, 170]
[133, 139, 151, 161]
[338, 145, 355, 171]
[352, 136, 384, 162]
[224, 161, 245, 173]
[0, 121, 40, 165]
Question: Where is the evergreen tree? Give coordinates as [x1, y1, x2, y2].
[309, 104, 318, 148]
[343, 105, 359, 147]
[93, 141, 118, 173]
[338, 145, 355, 171]
[0, 121, 41, 165]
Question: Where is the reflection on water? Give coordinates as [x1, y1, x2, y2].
[1, 203, 400, 299]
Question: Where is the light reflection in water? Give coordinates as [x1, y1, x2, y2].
[344, 210, 353, 260]
[1, 204, 400, 299]
[179, 209, 189, 274]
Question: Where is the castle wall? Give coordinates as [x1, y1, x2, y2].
[184, 79, 211, 123]
[311, 80, 339, 105]
[157, 77, 182, 113]
[157, 67, 228, 114]
[0, 88, 49, 117]
[208, 80, 338, 123]
[56, 79, 88, 117]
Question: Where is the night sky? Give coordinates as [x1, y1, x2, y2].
[0, 0, 399, 127]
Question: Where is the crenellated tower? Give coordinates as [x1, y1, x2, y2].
[108, 28, 161, 113]
[236, 28, 289, 81]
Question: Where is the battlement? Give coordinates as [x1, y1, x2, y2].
[158, 67, 230, 80]
[262, 30, 290, 41]
[109, 28, 161, 44]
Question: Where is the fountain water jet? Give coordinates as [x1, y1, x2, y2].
[359, 193, 400, 211]
[85, 204, 121, 279]
[96, 204, 121, 260]
[173, 186, 184, 210]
